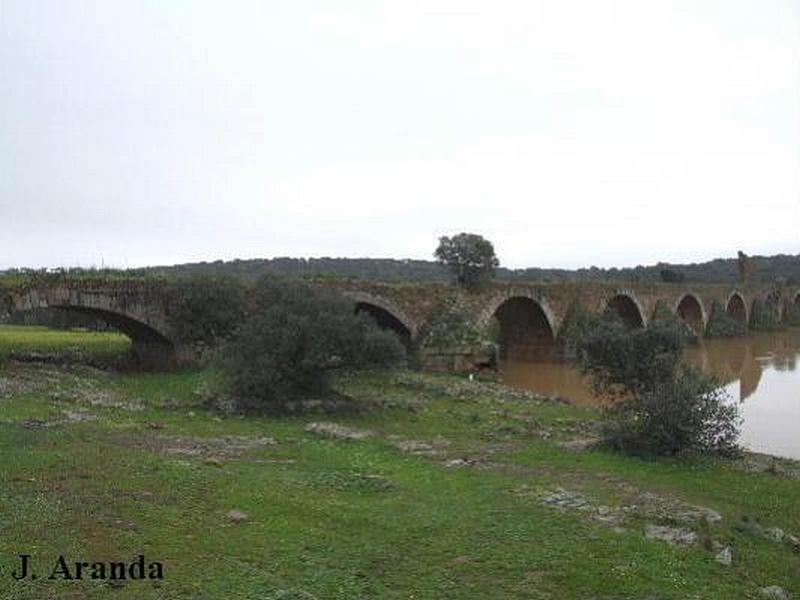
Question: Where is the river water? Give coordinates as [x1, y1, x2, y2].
[500, 329, 800, 460]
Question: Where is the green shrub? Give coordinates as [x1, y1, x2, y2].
[419, 301, 485, 351]
[219, 276, 404, 414]
[556, 301, 602, 360]
[651, 301, 697, 344]
[705, 301, 748, 337]
[576, 316, 739, 456]
[579, 317, 684, 399]
[601, 367, 740, 456]
[164, 275, 247, 344]
[784, 301, 800, 326]
[750, 298, 782, 331]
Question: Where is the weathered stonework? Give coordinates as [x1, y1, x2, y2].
[327, 279, 786, 342]
[2, 278, 791, 368]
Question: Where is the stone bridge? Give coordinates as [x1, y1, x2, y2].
[2, 280, 179, 365]
[328, 280, 796, 365]
[2, 278, 798, 366]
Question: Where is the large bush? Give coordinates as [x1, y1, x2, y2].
[579, 317, 684, 399]
[650, 301, 698, 343]
[418, 301, 485, 351]
[577, 317, 740, 456]
[601, 368, 740, 456]
[164, 275, 247, 345]
[750, 297, 782, 331]
[785, 301, 800, 326]
[219, 276, 405, 413]
[555, 301, 600, 360]
[705, 301, 748, 337]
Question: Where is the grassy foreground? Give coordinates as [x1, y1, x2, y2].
[0, 326, 798, 599]
[0, 325, 130, 361]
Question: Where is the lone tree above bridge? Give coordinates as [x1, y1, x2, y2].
[434, 232, 499, 292]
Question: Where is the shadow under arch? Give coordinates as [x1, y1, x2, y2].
[601, 292, 646, 329]
[725, 291, 748, 323]
[354, 301, 413, 349]
[491, 295, 556, 360]
[341, 291, 416, 344]
[674, 293, 706, 335]
[7, 304, 175, 367]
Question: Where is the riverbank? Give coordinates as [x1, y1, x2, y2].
[500, 327, 800, 461]
[0, 327, 798, 598]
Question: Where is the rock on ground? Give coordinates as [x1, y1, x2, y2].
[444, 458, 480, 468]
[226, 510, 249, 523]
[389, 437, 447, 455]
[542, 488, 593, 511]
[760, 586, 791, 599]
[644, 524, 697, 546]
[715, 546, 734, 566]
[764, 527, 786, 542]
[304, 422, 372, 440]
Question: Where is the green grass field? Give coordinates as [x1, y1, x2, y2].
[0, 325, 797, 599]
[0, 325, 130, 361]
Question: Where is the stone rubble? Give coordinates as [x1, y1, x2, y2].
[226, 509, 249, 523]
[391, 439, 437, 455]
[760, 586, 791, 599]
[158, 435, 277, 459]
[444, 458, 480, 468]
[643, 524, 697, 547]
[538, 484, 723, 531]
[542, 488, 594, 511]
[304, 422, 372, 440]
[714, 546, 734, 566]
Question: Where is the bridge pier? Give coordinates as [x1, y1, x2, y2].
[131, 341, 178, 369]
[419, 345, 496, 373]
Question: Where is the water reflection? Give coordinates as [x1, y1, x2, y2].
[499, 329, 800, 459]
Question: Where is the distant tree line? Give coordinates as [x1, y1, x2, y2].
[2, 252, 799, 286]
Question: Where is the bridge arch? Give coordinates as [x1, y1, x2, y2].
[8, 289, 175, 364]
[600, 290, 646, 328]
[484, 294, 557, 359]
[344, 291, 416, 345]
[673, 293, 706, 335]
[725, 291, 748, 324]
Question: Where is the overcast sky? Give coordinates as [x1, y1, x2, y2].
[1, 1, 798, 270]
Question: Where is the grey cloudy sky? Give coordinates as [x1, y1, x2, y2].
[1, 0, 798, 270]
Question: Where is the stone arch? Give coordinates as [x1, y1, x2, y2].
[344, 291, 416, 344]
[600, 290, 646, 328]
[488, 295, 557, 359]
[479, 290, 559, 334]
[8, 290, 175, 365]
[725, 291, 748, 324]
[673, 293, 706, 335]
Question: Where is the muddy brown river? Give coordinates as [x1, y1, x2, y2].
[500, 329, 800, 459]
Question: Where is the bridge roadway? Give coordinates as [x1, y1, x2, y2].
[4, 278, 798, 366]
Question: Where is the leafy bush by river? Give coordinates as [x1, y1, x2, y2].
[574, 315, 740, 457]
[705, 301, 748, 337]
